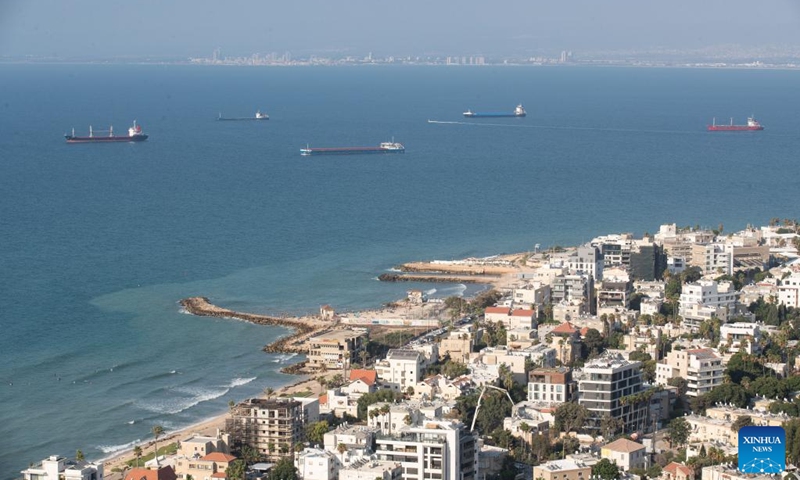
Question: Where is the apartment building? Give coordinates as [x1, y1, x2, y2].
[601, 438, 647, 471]
[577, 353, 648, 433]
[690, 243, 733, 276]
[307, 329, 367, 369]
[21, 456, 104, 480]
[678, 280, 736, 328]
[527, 367, 574, 405]
[552, 274, 594, 315]
[655, 348, 723, 397]
[374, 420, 476, 480]
[225, 398, 303, 460]
[719, 322, 761, 354]
[569, 245, 605, 281]
[779, 272, 800, 308]
[375, 349, 423, 391]
[533, 459, 592, 480]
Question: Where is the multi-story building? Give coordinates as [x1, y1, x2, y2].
[175, 452, 236, 480]
[295, 448, 339, 480]
[178, 431, 230, 458]
[678, 280, 736, 328]
[779, 272, 800, 308]
[654, 224, 715, 265]
[533, 459, 592, 480]
[483, 307, 536, 329]
[552, 274, 594, 314]
[568, 245, 604, 281]
[21, 456, 104, 480]
[512, 282, 551, 314]
[655, 348, 723, 397]
[719, 322, 761, 354]
[591, 233, 633, 269]
[597, 269, 633, 310]
[339, 459, 403, 480]
[307, 329, 367, 369]
[690, 243, 733, 276]
[375, 349, 423, 392]
[439, 326, 476, 362]
[374, 420, 475, 480]
[527, 367, 574, 405]
[225, 398, 303, 460]
[577, 352, 649, 433]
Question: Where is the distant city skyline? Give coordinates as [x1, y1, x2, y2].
[1, 0, 800, 59]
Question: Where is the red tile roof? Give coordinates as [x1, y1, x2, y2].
[485, 307, 510, 314]
[580, 327, 590, 336]
[664, 462, 693, 477]
[349, 369, 377, 386]
[319, 394, 328, 405]
[125, 466, 178, 480]
[201, 452, 237, 463]
[551, 321, 579, 335]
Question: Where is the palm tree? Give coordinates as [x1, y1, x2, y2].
[264, 387, 274, 398]
[76, 450, 85, 462]
[133, 446, 143, 467]
[359, 349, 368, 367]
[337, 442, 347, 463]
[151, 425, 164, 467]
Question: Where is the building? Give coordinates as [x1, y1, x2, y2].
[690, 243, 733, 276]
[655, 348, 723, 397]
[484, 306, 536, 329]
[407, 289, 427, 304]
[439, 326, 476, 362]
[320, 305, 336, 320]
[597, 271, 633, 310]
[308, 330, 367, 369]
[547, 321, 583, 365]
[295, 448, 339, 480]
[512, 282, 551, 312]
[678, 280, 736, 327]
[175, 452, 236, 480]
[375, 349, 424, 391]
[552, 274, 594, 314]
[663, 462, 695, 480]
[569, 245, 605, 281]
[577, 352, 649, 433]
[123, 467, 177, 480]
[527, 367, 574, 405]
[225, 398, 303, 460]
[533, 459, 592, 480]
[374, 420, 475, 480]
[601, 438, 647, 471]
[779, 272, 800, 308]
[719, 322, 761, 354]
[21, 456, 104, 480]
[339, 459, 403, 480]
[178, 431, 230, 458]
[702, 464, 778, 480]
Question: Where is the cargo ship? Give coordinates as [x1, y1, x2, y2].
[300, 141, 405, 156]
[217, 110, 269, 121]
[65, 121, 148, 143]
[707, 117, 764, 131]
[463, 104, 526, 118]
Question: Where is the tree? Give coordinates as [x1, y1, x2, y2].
[227, 459, 247, 480]
[498, 363, 515, 391]
[600, 415, 624, 440]
[732, 415, 753, 432]
[583, 328, 605, 357]
[264, 387, 275, 398]
[592, 458, 621, 480]
[668, 377, 688, 397]
[76, 450, 85, 462]
[306, 420, 331, 445]
[554, 402, 589, 434]
[442, 360, 469, 379]
[151, 425, 164, 467]
[240, 444, 261, 465]
[133, 445, 142, 467]
[668, 417, 690, 448]
[337, 443, 347, 462]
[266, 458, 298, 480]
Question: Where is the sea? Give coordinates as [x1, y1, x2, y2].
[0, 64, 799, 477]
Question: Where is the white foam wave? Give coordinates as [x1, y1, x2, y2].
[386, 267, 401, 273]
[425, 288, 437, 296]
[440, 284, 468, 295]
[97, 438, 141, 454]
[134, 386, 230, 415]
[229, 377, 256, 388]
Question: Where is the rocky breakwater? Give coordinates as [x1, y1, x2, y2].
[377, 273, 497, 284]
[180, 297, 332, 354]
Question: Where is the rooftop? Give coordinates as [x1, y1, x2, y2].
[603, 438, 645, 453]
[536, 459, 591, 471]
[387, 349, 422, 361]
[311, 329, 365, 342]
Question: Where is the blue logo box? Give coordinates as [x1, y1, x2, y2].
[738, 426, 786, 474]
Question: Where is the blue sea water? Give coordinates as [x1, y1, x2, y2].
[0, 64, 799, 477]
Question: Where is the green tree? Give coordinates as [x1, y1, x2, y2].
[668, 377, 688, 397]
[442, 360, 469, 379]
[151, 425, 165, 467]
[227, 460, 247, 480]
[582, 328, 605, 357]
[240, 444, 262, 465]
[266, 458, 298, 480]
[668, 417, 690, 448]
[498, 363, 515, 391]
[306, 420, 330, 445]
[133, 445, 142, 467]
[592, 458, 621, 480]
[76, 450, 85, 462]
[600, 415, 624, 440]
[554, 402, 589, 434]
[337, 443, 347, 462]
[731, 415, 753, 432]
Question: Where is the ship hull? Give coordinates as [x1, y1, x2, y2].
[217, 117, 269, 121]
[707, 126, 763, 131]
[300, 147, 404, 156]
[65, 135, 149, 143]
[464, 113, 525, 118]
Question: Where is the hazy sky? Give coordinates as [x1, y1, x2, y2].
[1, 0, 800, 58]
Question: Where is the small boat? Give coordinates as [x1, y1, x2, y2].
[707, 116, 764, 131]
[463, 104, 526, 118]
[65, 121, 148, 143]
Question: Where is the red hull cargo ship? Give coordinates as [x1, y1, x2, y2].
[707, 117, 764, 132]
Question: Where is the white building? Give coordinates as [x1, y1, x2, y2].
[295, 448, 339, 480]
[577, 353, 648, 433]
[375, 349, 423, 392]
[339, 459, 403, 480]
[779, 272, 800, 308]
[679, 280, 736, 327]
[655, 348, 723, 396]
[569, 245, 604, 281]
[719, 322, 761, 354]
[690, 243, 733, 276]
[21, 456, 104, 480]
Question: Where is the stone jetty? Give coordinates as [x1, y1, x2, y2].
[377, 273, 496, 283]
[179, 297, 332, 354]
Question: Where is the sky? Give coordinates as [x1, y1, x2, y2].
[1, 0, 800, 58]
